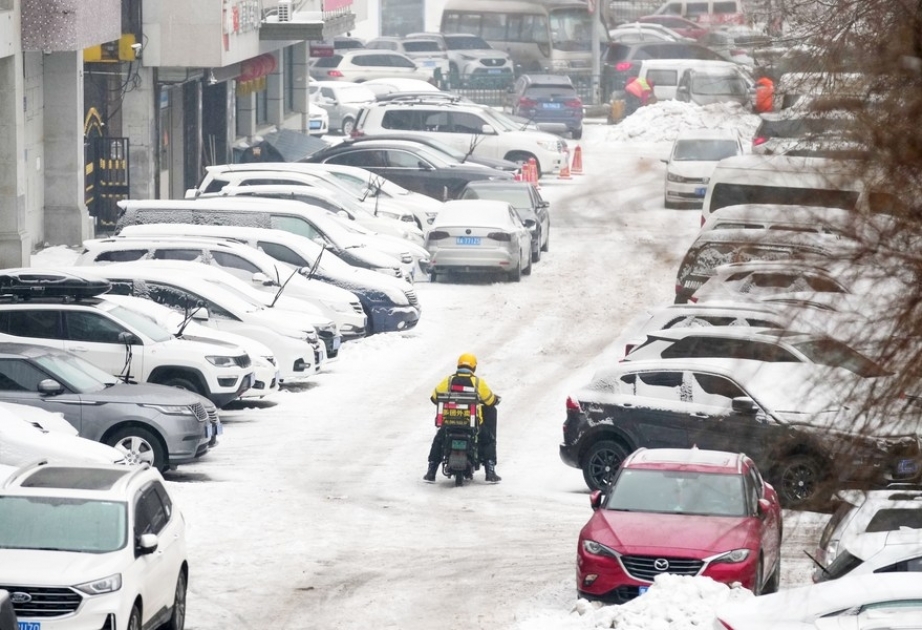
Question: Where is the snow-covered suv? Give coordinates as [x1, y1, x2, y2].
[0, 269, 254, 407]
[0, 460, 188, 630]
[354, 99, 568, 176]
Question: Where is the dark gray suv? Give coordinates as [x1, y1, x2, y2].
[0, 343, 215, 470]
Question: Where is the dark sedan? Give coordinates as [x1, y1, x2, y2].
[459, 180, 550, 262]
[336, 133, 520, 173]
[303, 139, 514, 201]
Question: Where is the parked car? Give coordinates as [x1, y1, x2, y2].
[698, 26, 772, 66]
[0, 343, 214, 470]
[507, 74, 584, 139]
[815, 485, 922, 578]
[0, 405, 128, 466]
[0, 461, 188, 630]
[715, 573, 922, 630]
[404, 32, 515, 87]
[559, 357, 922, 506]
[609, 23, 687, 44]
[114, 223, 421, 335]
[577, 447, 781, 603]
[698, 204, 899, 242]
[365, 37, 450, 80]
[752, 109, 859, 155]
[458, 180, 550, 262]
[303, 138, 514, 201]
[637, 14, 708, 40]
[814, 527, 922, 583]
[333, 35, 365, 50]
[308, 49, 432, 83]
[310, 81, 377, 136]
[307, 102, 330, 137]
[675, 65, 752, 108]
[361, 77, 443, 99]
[632, 58, 741, 103]
[425, 200, 533, 282]
[662, 128, 744, 209]
[601, 40, 728, 100]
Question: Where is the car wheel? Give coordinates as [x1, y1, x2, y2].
[572, 127, 583, 140]
[166, 571, 187, 630]
[541, 231, 550, 252]
[127, 604, 142, 630]
[523, 257, 533, 276]
[107, 426, 167, 470]
[772, 454, 831, 509]
[341, 117, 355, 136]
[582, 440, 630, 491]
[429, 271, 438, 283]
[531, 246, 541, 263]
[160, 376, 205, 398]
[508, 262, 522, 282]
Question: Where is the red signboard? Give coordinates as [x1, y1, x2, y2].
[322, 0, 353, 11]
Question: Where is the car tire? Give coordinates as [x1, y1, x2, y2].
[531, 246, 541, 263]
[772, 454, 831, 509]
[107, 426, 167, 471]
[160, 376, 205, 398]
[429, 271, 439, 283]
[572, 127, 583, 140]
[166, 571, 187, 630]
[523, 257, 533, 276]
[341, 117, 355, 136]
[541, 231, 550, 252]
[582, 440, 630, 491]
[127, 604, 142, 630]
[509, 262, 522, 282]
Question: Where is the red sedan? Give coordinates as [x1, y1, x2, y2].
[576, 447, 782, 603]
[637, 15, 709, 41]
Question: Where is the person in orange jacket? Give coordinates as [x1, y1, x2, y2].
[624, 76, 654, 116]
[755, 76, 775, 113]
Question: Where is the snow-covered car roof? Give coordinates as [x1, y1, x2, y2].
[433, 200, 519, 229]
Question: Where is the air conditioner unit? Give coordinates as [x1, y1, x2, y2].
[277, 0, 292, 22]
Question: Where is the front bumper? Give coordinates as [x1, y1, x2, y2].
[664, 181, 709, 207]
[368, 304, 419, 334]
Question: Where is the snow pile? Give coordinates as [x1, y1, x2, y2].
[597, 101, 761, 144]
[572, 575, 754, 629]
[30, 245, 80, 267]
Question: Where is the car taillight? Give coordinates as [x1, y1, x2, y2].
[615, 62, 634, 72]
[427, 230, 449, 240]
[566, 396, 581, 412]
[675, 283, 684, 295]
[731, 48, 746, 56]
[689, 295, 698, 303]
[565, 98, 582, 108]
[752, 136, 767, 146]
[327, 70, 344, 77]
[487, 232, 511, 241]
[716, 620, 735, 630]
[700, 214, 706, 227]
[518, 97, 538, 108]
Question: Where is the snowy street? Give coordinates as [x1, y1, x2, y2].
[40, 104, 827, 629]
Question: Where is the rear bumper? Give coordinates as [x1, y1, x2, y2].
[559, 443, 580, 469]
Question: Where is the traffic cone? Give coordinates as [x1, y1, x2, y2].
[513, 170, 522, 182]
[571, 145, 584, 175]
[557, 159, 572, 180]
[527, 158, 540, 189]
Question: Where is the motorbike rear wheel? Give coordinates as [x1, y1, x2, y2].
[454, 473, 464, 487]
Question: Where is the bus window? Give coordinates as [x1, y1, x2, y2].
[548, 7, 594, 51]
[459, 13, 482, 34]
[482, 13, 508, 40]
[508, 14, 549, 44]
[442, 12, 461, 32]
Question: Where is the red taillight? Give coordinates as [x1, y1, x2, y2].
[675, 284, 684, 295]
[350, 129, 364, 138]
[731, 48, 746, 57]
[327, 70, 344, 77]
[689, 295, 699, 303]
[752, 136, 767, 146]
[566, 396, 581, 412]
[518, 97, 538, 108]
[716, 620, 735, 630]
[487, 232, 511, 241]
[564, 98, 582, 108]
[427, 230, 449, 240]
[615, 62, 634, 72]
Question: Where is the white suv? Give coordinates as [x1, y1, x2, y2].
[0, 269, 254, 407]
[354, 99, 568, 176]
[0, 461, 188, 630]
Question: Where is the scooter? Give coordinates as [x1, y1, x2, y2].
[434, 391, 481, 486]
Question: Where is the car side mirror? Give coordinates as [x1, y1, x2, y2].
[590, 490, 603, 510]
[136, 533, 158, 555]
[661, 158, 668, 163]
[757, 498, 771, 517]
[37, 379, 65, 396]
[481, 124, 496, 135]
[117, 331, 140, 345]
[731, 396, 759, 414]
[538, 200, 549, 208]
[191, 306, 210, 321]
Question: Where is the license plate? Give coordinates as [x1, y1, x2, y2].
[543, 102, 562, 109]
[333, 337, 341, 351]
[695, 187, 707, 196]
[309, 121, 322, 129]
[422, 60, 436, 66]
[456, 236, 481, 246]
[638, 586, 649, 595]
[205, 423, 213, 439]
[451, 439, 468, 449]
[487, 69, 502, 74]
[898, 459, 918, 475]
[19, 623, 40, 630]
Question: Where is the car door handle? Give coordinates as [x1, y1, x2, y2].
[691, 412, 710, 418]
[68, 346, 90, 352]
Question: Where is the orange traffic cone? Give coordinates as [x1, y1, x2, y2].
[557, 159, 572, 180]
[571, 145, 584, 175]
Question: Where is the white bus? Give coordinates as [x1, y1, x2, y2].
[440, 0, 609, 79]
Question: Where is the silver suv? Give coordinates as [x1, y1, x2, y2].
[0, 461, 188, 630]
[0, 343, 215, 470]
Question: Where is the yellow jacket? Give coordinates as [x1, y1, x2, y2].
[431, 370, 496, 422]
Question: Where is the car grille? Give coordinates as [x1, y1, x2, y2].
[0, 585, 82, 617]
[233, 354, 251, 368]
[404, 289, 419, 308]
[620, 556, 704, 581]
[192, 402, 208, 421]
[480, 58, 506, 67]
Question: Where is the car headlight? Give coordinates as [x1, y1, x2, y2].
[582, 539, 619, 558]
[712, 549, 751, 564]
[76, 574, 122, 595]
[666, 172, 685, 182]
[141, 403, 199, 417]
[206, 355, 237, 367]
[537, 140, 559, 152]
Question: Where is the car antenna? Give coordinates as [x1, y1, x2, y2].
[802, 550, 832, 577]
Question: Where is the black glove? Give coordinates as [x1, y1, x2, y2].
[493, 395, 501, 406]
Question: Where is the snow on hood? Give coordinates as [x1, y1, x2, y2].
[0, 548, 127, 585]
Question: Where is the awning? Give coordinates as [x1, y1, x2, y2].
[237, 129, 329, 163]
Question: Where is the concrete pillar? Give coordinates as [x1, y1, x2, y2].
[43, 50, 92, 246]
[0, 52, 29, 266]
[287, 42, 314, 134]
[266, 52, 284, 127]
[123, 66, 157, 201]
[237, 90, 257, 139]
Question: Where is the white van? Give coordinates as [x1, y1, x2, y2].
[638, 58, 743, 101]
[700, 154, 891, 224]
[654, 0, 745, 26]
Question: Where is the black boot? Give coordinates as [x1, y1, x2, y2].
[423, 461, 439, 482]
[484, 461, 501, 483]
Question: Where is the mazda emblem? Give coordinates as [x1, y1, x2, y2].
[11, 592, 32, 604]
[653, 558, 670, 572]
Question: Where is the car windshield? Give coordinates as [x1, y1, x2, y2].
[605, 468, 747, 517]
[0, 496, 127, 553]
[791, 338, 891, 377]
[106, 305, 173, 343]
[673, 139, 741, 161]
[33, 352, 117, 392]
[445, 36, 491, 50]
[201, 279, 268, 309]
[403, 40, 441, 53]
[691, 73, 749, 96]
[462, 187, 532, 209]
[479, 107, 521, 132]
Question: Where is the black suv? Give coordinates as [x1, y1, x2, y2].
[602, 41, 728, 100]
[559, 358, 922, 508]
